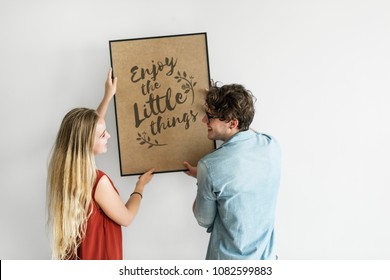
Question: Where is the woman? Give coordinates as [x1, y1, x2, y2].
[47, 69, 154, 259]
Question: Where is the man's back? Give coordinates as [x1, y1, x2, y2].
[194, 129, 281, 259]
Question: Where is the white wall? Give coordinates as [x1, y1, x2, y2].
[1, 0, 389, 259]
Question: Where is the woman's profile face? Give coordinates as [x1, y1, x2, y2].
[93, 118, 111, 155]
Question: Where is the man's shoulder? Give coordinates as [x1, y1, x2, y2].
[252, 131, 280, 148]
[200, 146, 223, 162]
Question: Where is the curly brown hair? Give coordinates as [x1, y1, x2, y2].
[205, 82, 256, 131]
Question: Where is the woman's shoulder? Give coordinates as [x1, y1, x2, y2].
[96, 170, 114, 183]
[96, 169, 107, 178]
[95, 170, 118, 193]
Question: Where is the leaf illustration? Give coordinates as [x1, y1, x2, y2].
[175, 69, 197, 105]
[136, 131, 167, 148]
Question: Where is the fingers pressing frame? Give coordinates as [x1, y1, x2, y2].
[106, 68, 117, 86]
[183, 161, 197, 178]
[137, 168, 155, 186]
[108, 68, 117, 81]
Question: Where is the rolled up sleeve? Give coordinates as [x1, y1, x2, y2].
[193, 160, 217, 229]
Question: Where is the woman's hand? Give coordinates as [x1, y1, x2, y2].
[97, 68, 117, 118]
[136, 168, 155, 190]
[105, 67, 117, 100]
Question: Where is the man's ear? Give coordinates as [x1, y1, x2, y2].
[229, 119, 239, 129]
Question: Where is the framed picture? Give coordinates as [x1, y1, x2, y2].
[109, 33, 215, 176]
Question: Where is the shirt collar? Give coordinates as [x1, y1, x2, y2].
[220, 129, 255, 147]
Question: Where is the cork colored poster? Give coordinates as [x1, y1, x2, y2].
[109, 33, 215, 176]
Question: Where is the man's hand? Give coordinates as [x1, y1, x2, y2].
[183, 161, 197, 178]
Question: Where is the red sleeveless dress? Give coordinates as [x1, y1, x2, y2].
[77, 170, 123, 259]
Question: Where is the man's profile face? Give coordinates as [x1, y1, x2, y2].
[202, 110, 233, 141]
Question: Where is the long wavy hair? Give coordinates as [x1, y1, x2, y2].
[47, 108, 99, 259]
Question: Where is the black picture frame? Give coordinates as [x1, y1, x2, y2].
[109, 32, 216, 176]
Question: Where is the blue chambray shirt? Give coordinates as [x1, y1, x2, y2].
[194, 129, 281, 260]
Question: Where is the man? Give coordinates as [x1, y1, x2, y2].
[184, 83, 281, 260]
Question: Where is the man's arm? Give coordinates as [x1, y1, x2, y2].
[193, 161, 217, 228]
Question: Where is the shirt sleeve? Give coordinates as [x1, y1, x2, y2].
[193, 160, 217, 230]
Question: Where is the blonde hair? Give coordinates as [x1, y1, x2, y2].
[47, 108, 99, 259]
